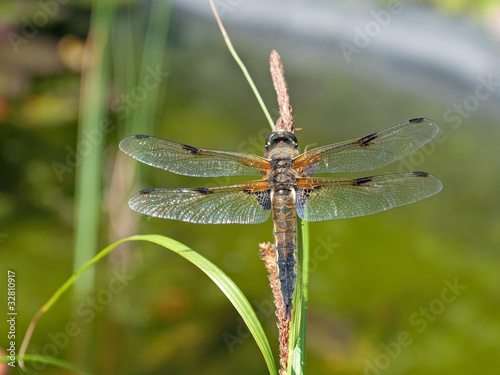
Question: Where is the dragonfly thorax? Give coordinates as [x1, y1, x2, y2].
[265, 132, 300, 191]
[267, 157, 297, 191]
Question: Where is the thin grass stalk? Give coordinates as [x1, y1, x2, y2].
[287, 220, 309, 374]
[209, 0, 274, 130]
[110, 10, 137, 128]
[73, 0, 114, 301]
[72, 0, 115, 366]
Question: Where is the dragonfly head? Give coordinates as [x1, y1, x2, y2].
[264, 132, 298, 154]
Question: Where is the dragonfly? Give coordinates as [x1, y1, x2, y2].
[120, 117, 442, 317]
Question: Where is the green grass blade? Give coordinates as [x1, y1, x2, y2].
[288, 219, 309, 374]
[131, 1, 171, 134]
[73, 0, 115, 301]
[1, 355, 93, 375]
[110, 9, 138, 134]
[20, 235, 277, 375]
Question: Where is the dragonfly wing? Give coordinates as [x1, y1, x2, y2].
[295, 172, 442, 222]
[128, 181, 271, 224]
[294, 118, 439, 175]
[120, 135, 268, 177]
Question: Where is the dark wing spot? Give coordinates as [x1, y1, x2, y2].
[244, 189, 271, 210]
[257, 190, 272, 210]
[299, 186, 322, 197]
[359, 132, 378, 146]
[295, 187, 320, 203]
[182, 144, 200, 155]
[139, 188, 156, 194]
[412, 171, 429, 177]
[353, 177, 373, 186]
[409, 117, 424, 124]
[134, 134, 150, 139]
[299, 188, 312, 198]
[193, 187, 211, 195]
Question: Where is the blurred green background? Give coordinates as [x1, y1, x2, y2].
[1, 0, 500, 374]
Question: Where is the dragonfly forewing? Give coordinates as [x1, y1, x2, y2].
[120, 135, 269, 177]
[294, 118, 439, 175]
[295, 172, 442, 222]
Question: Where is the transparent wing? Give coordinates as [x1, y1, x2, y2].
[293, 118, 439, 175]
[120, 135, 269, 177]
[295, 172, 442, 222]
[128, 181, 271, 224]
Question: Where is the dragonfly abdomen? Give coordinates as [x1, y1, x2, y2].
[272, 189, 297, 318]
